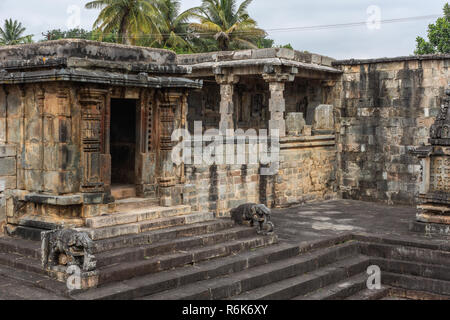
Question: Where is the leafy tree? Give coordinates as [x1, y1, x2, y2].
[415, 3, 450, 54]
[85, 0, 158, 45]
[187, 0, 266, 51]
[42, 28, 92, 41]
[41, 28, 118, 43]
[0, 19, 33, 45]
[139, 0, 192, 51]
[256, 36, 274, 49]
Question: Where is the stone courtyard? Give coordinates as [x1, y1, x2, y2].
[0, 40, 448, 300]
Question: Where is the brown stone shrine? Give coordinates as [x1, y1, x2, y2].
[412, 86, 450, 234]
[0, 40, 202, 239]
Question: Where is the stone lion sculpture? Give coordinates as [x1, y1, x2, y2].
[230, 203, 274, 235]
[41, 229, 96, 272]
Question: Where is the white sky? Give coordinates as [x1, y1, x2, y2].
[0, 0, 447, 59]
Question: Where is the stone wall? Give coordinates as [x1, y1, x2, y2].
[182, 136, 338, 216]
[276, 136, 337, 207]
[334, 55, 450, 205]
[0, 145, 16, 233]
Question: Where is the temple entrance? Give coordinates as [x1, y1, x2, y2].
[110, 99, 137, 192]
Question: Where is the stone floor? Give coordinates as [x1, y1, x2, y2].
[271, 199, 425, 244]
[0, 199, 448, 300]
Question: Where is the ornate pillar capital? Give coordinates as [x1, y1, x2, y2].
[215, 73, 240, 85]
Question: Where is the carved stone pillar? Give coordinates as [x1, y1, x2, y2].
[263, 71, 295, 138]
[215, 73, 239, 134]
[78, 88, 110, 203]
[157, 91, 183, 207]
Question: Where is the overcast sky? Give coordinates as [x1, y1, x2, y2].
[0, 0, 447, 59]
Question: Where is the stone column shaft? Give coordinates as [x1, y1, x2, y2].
[219, 83, 234, 133]
[216, 74, 239, 134]
[268, 81, 286, 137]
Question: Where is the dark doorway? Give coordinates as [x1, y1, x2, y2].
[110, 99, 137, 185]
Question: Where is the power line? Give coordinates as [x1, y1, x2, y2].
[264, 15, 441, 33]
[37, 14, 441, 39]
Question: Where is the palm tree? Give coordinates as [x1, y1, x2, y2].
[0, 19, 33, 45]
[146, 0, 192, 50]
[187, 0, 265, 51]
[85, 0, 158, 45]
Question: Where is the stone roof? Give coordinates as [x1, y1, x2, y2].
[0, 39, 177, 65]
[0, 40, 202, 89]
[177, 48, 342, 74]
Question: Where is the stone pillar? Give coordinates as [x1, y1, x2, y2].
[157, 91, 183, 207]
[268, 81, 286, 137]
[78, 88, 109, 199]
[263, 71, 295, 138]
[215, 74, 239, 134]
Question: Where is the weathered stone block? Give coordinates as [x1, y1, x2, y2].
[24, 142, 42, 170]
[313, 105, 335, 133]
[6, 118, 22, 144]
[0, 157, 16, 176]
[286, 113, 306, 136]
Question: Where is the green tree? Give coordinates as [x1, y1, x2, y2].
[187, 0, 266, 51]
[256, 36, 274, 49]
[42, 28, 92, 41]
[140, 0, 192, 51]
[415, 3, 450, 54]
[85, 0, 158, 45]
[0, 19, 33, 45]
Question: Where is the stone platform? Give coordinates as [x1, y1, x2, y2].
[0, 200, 449, 300]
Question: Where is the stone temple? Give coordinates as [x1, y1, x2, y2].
[0, 39, 449, 300]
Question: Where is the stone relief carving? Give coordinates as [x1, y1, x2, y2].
[230, 203, 275, 235]
[41, 229, 96, 272]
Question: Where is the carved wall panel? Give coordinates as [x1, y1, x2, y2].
[430, 156, 450, 193]
[78, 89, 108, 193]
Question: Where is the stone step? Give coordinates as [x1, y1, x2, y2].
[294, 273, 368, 300]
[111, 185, 136, 200]
[0, 264, 68, 297]
[110, 197, 159, 213]
[92, 219, 236, 254]
[82, 211, 215, 241]
[389, 287, 450, 300]
[382, 272, 450, 296]
[373, 257, 450, 282]
[0, 251, 45, 275]
[346, 286, 391, 300]
[95, 226, 258, 268]
[230, 255, 370, 301]
[359, 241, 450, 266]
[86, 205, 192, 229]
[140, 242, 361, 300]
[72, 243, 299, 300]
[0, 236, 41, 259]
[381, 296, 409, 300]
[97, 234, 278, 286]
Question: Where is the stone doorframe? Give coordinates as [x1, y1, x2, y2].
[78, 87, 188, 207]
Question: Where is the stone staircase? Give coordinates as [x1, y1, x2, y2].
[72, 234, 450, 300]
[0, 201, 278, 297]
[1, 223, 450, 300]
